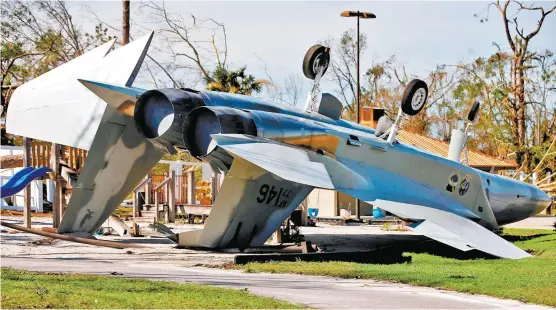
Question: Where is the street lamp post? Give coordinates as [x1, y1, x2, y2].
[340, 10, 376, 123]
[341, 10, 375, 220]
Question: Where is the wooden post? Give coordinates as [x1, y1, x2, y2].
[187, 170, 196, 205]
[58, 180, 67, 221]
[23, 138, 32, 228]
[211, 172, 219, 203]
[145, 172, 152, 205]
[132, 191, 137, 219]
[168, 170, 176, 222]
[51, 143, 62, 228]
[155, 191, 160, 222]
[122, 0, 130, 45]
[300, 198, 308, 226]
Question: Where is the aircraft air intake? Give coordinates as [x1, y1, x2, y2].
[182, 106, 257, 157]
[134, 88, 204, 151]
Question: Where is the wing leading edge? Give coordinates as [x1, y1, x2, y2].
[372, 200, 531, 259]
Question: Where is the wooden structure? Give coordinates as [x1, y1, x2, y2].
[12, 140, 88, 228]
[133, 167, 213, 224]
[28, 140, 87, 171]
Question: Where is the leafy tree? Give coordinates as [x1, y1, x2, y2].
[204, 65, 265, 95]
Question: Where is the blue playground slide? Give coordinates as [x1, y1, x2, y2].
[1, 166, 49, 198]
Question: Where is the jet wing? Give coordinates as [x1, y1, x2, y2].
[207, 134, 530, 259]
[210, 134, 370, 191]
[372, 200, 531, 259]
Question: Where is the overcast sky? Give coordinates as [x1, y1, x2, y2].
[70, 1, 556, 106]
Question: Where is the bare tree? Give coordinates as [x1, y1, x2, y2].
[478, 1, 556, 165]
[283, 74, 304, 106]
[140, 1, 228, 86]
[324, 29, 367, 116]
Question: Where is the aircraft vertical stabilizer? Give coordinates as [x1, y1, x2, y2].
[6, 33, 153, 150]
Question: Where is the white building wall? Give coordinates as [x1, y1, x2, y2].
[306, 188, 336, 217]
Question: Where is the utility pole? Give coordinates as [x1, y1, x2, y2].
[356, 14, 360, 124]
[122, 0, 130, 45]
[341, 10, 376, 220]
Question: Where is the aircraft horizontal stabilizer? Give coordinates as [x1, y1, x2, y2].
[77, 80, 147, 115]
[372, 199, 531, 259]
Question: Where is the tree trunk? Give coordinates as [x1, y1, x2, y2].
[122, 0, 130, 45]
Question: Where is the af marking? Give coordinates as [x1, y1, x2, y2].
[257, 184, 293, 208]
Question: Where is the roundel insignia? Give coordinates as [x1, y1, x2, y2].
[458, 175, 472, 196]
[446, 171, 460, 193]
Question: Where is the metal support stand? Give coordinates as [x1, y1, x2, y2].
[387, 109, 405, 145]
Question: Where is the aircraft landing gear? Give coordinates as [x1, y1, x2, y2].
[401, 79, 428, 116]
[387, 79, 429, 145]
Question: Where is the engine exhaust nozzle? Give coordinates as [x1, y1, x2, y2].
[182, 106, 257, 157]
[134, 88, 204, 151]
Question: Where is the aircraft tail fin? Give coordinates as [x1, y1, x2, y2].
[6, 32, 153, 150]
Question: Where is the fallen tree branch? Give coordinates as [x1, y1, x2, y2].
[0, 221, 146, 249]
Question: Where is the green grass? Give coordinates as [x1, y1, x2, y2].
[242, 228, 556, 307]
[0, 268, 301, 309]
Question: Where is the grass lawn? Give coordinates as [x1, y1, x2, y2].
[0, 268, 301, 309]
[242, 228, 556, 307]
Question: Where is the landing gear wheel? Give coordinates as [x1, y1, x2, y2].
[302, 44, 330, 80]
[401, 79, 428, 116]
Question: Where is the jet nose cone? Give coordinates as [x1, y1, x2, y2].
[532, 188, 552, 215]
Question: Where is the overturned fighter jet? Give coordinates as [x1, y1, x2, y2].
[7, 33, 552, 259]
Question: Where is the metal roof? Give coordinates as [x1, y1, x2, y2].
[397, 130, 517, 169]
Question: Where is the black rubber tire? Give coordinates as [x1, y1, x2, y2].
[401, 79, 428, 116]
[467, 101, 480, 122]
[302, 44, 330, 80]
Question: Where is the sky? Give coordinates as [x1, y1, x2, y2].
[70, 1, 556, 106]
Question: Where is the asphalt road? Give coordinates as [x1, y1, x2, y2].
[2, 256, 551, 309]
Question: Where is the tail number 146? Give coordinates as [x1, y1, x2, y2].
[256, 184, 292, 208]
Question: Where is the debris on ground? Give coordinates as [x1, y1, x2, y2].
[30, 238, 57, 246]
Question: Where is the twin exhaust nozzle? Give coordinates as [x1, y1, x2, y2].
[134, 89, 256, 157]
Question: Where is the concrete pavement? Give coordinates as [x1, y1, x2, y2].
[1, 256, 551, 309]
[1, 216, 554, 309]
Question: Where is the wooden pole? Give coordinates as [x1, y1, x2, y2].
[300, 198, 308, 226]
[145, 172, 152, 205]
[187, 170, 195, 205]
[1, 221, 145, 249]
[122, 0, 130, 45]
[155, 191, 160, 222]
[23, 138, 31, 228]
[51, 143, 61, 228]
[168, 169, 176, 223]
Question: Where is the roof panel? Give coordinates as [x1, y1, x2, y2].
[397, 131, 516, 169]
